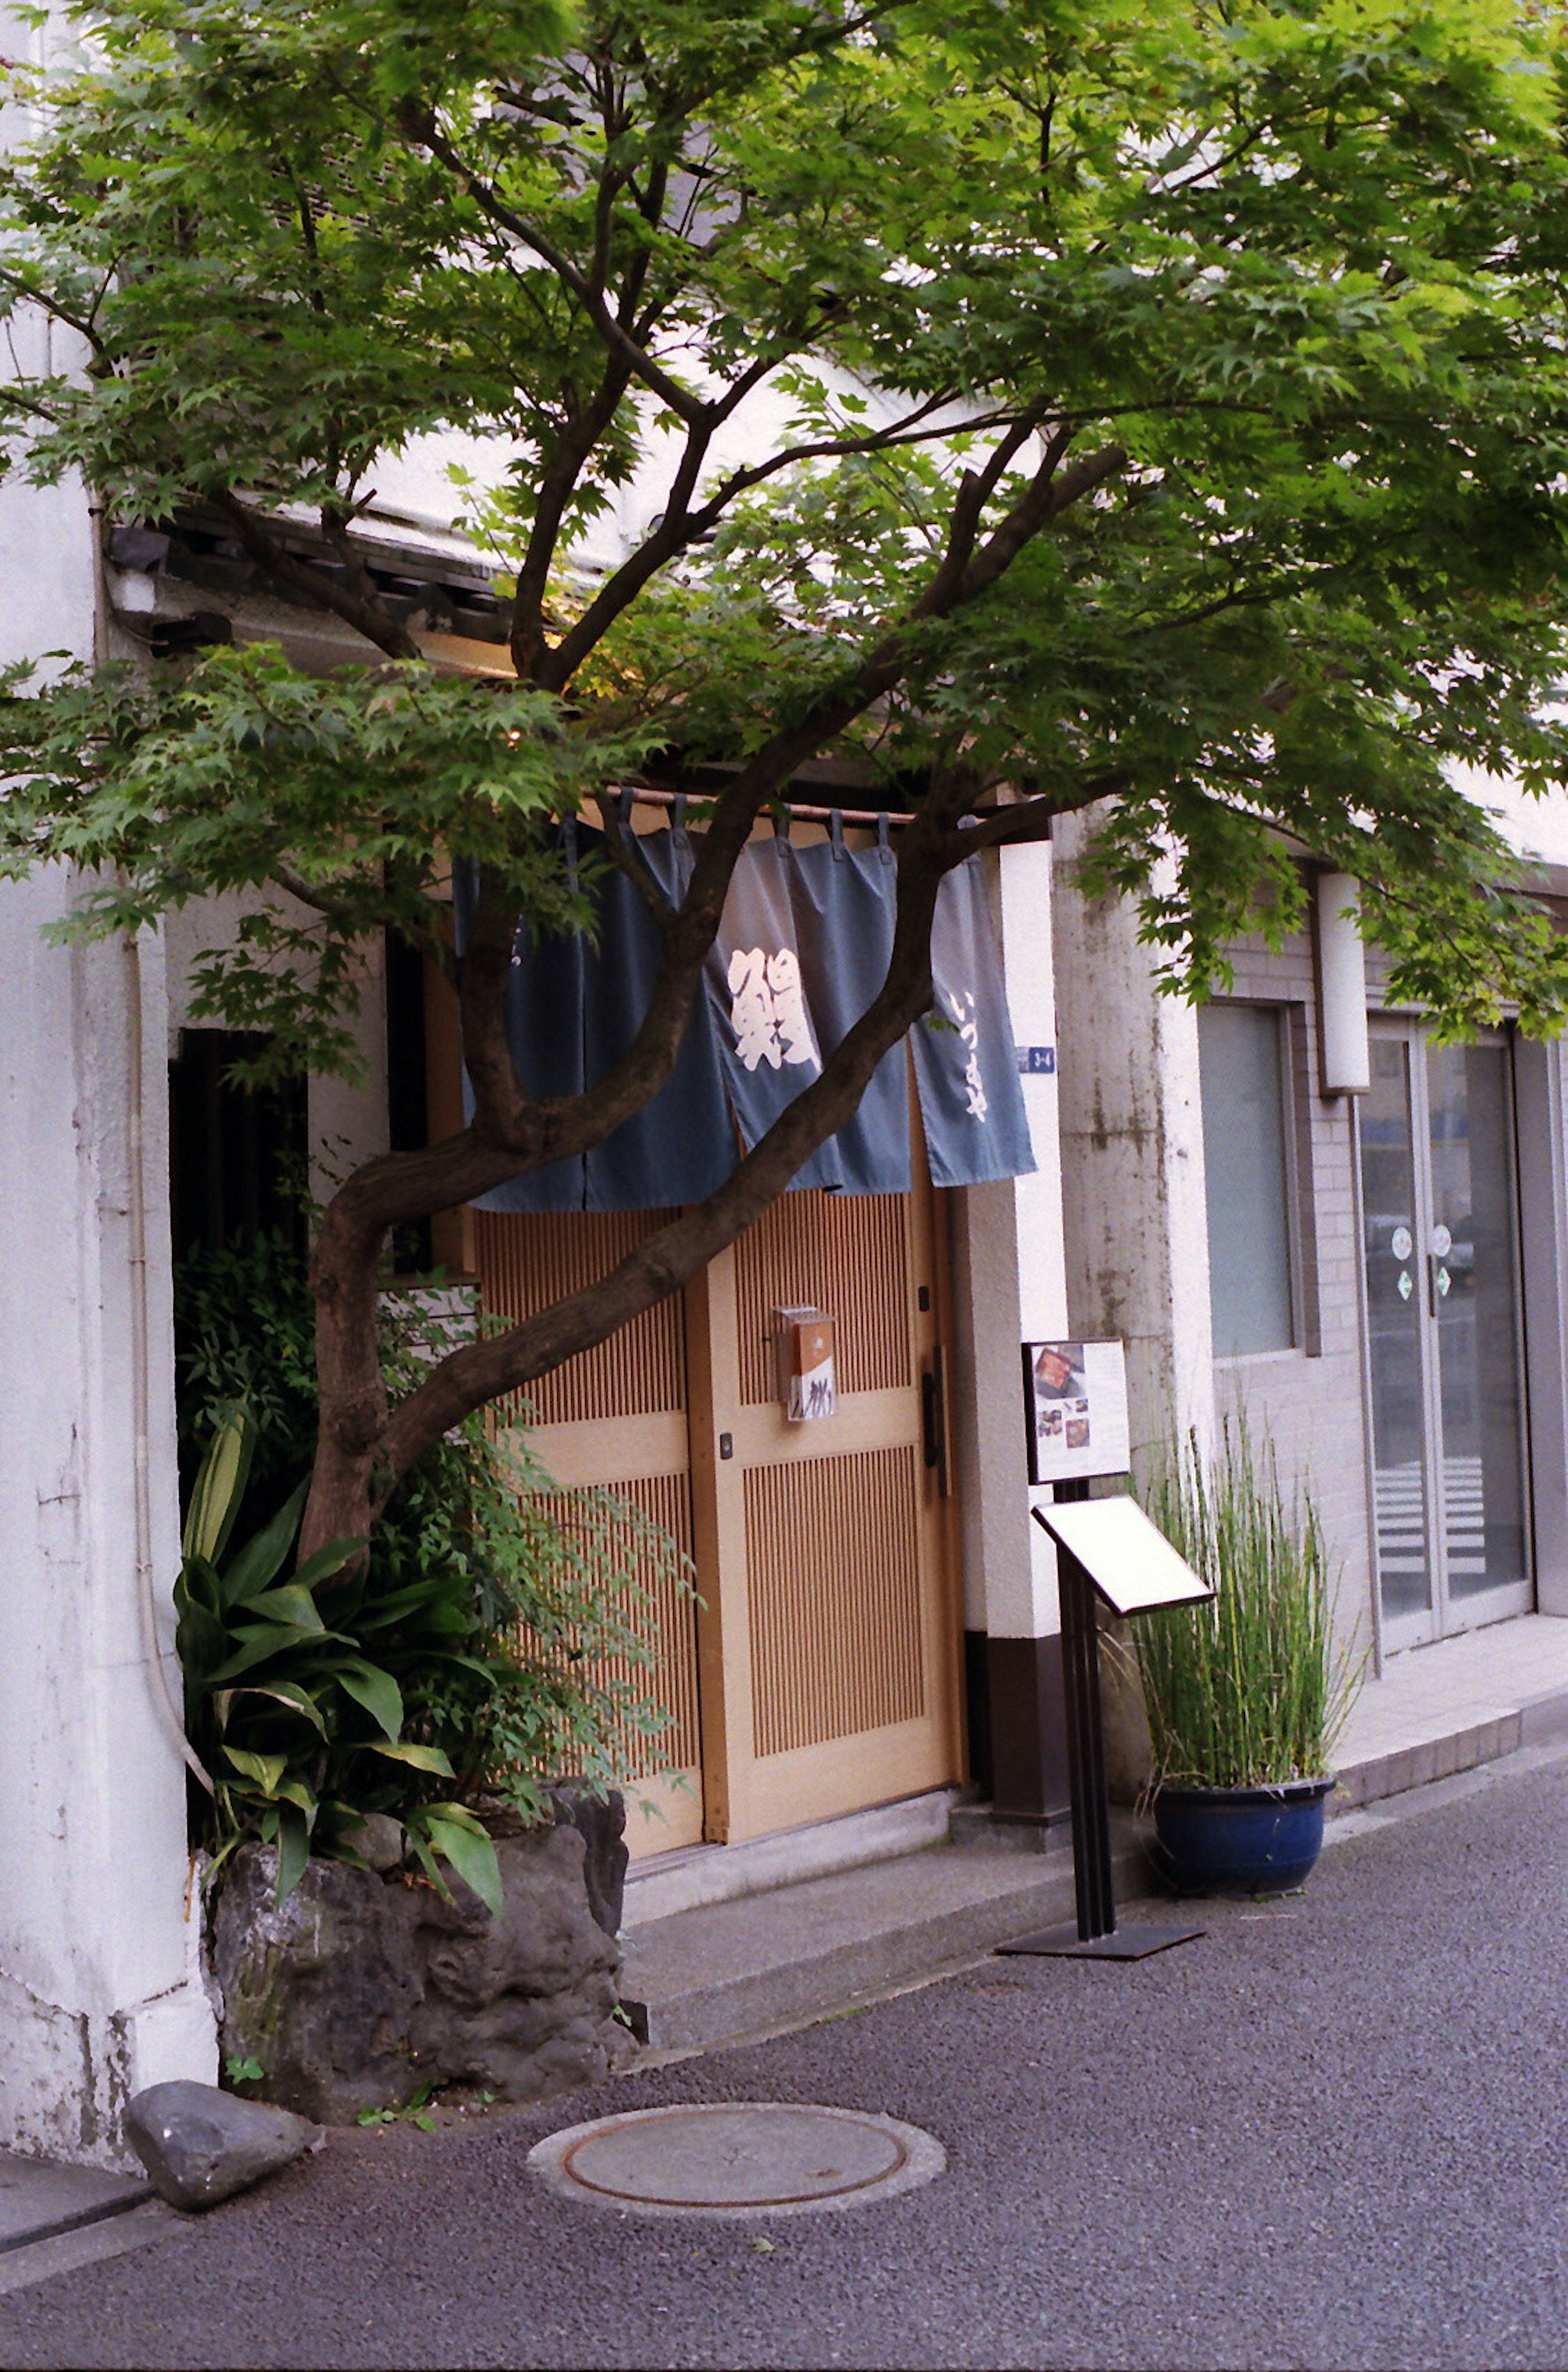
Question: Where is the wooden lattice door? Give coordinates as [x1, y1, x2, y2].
[465, 1179, 961, 1857]
[687, 1176, 961, 1842]
[469, 1207, 705, 1855]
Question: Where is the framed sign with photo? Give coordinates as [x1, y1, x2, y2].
[1022, 1338, 1132, 1485]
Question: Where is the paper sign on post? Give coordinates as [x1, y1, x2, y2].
[776, 1306, 837, 1421]
[1022, 1339, 1131, 1484]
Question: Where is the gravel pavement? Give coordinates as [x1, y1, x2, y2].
[3, 1750, 1568, 2371]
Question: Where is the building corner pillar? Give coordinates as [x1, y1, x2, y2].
[949, 839, 1075, 1836]
[0, 892, 217, 2168]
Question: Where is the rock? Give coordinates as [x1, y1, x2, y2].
[339, 1812, 404, 1873]
[213, 1849, 426, 2125]
[211, 1796, 637, 2126]
[408, 1822, 637, 2103]
[548, 1781, 628, 1939]
[125, 2081, 321, 2212]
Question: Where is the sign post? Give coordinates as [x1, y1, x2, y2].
[1000, 1345, 1214, 1963]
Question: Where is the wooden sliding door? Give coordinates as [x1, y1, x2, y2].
[465, 1178, 961, 1859]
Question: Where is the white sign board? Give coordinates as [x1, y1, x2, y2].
[1032, 1496, 1214, 1617]
[1023, 1339, 1132, 1485]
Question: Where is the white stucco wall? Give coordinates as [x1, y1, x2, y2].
[948, 842, 1070, 1643]
[0, 878, 216, 2164]
[2, 16, 216, 2161]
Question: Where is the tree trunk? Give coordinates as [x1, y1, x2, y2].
[294, 809, 972, 1565]
[301, 1206, 392, 1559]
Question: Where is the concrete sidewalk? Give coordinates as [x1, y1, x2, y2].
[0, 2165, 169, 2303]
[1333, 1610, 1568, 1799]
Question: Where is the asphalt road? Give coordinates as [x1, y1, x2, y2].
[4, 1750, 1568, 2372]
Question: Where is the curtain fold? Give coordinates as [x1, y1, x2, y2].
[459, 819, 1034, 1213]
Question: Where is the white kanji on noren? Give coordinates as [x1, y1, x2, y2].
[946, 987, 988, 1120]
[727, 945, 818, 1072]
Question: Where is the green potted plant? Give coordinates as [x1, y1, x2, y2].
[1134, 1423, 1363, 1895]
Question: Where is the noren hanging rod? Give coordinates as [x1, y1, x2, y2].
[617, 785, 912, 830]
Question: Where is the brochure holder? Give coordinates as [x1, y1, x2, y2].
[997, 1489, 1214, 1963]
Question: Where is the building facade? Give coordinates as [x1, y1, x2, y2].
[1053, 800, 1568, 1706]
[8, 7, 1568, 2143]
[12, 426, 1568, 2159]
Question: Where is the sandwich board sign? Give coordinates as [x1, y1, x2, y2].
[1039, 1494, 1214, 1617]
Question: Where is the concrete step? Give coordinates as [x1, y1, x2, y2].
[619, 1828, 1148, 2055]
[619, 1626, 1568, 2060]
[0, 2153, 150, 2258]
[621, 1789, 958, 1927]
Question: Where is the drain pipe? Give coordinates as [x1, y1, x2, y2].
[123, 924, 214, 1794]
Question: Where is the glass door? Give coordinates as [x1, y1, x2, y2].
[1360, 1026, 1532, 1648]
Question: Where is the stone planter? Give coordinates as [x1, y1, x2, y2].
[211, 1788, 637, 2124]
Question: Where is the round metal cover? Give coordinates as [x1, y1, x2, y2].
[528, 2101, 946, 2220]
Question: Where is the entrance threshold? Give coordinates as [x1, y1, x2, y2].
[623, 1790, 960, 1927]
[1334, 1614, 1568, 1809]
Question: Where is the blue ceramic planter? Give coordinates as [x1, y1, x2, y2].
[1152, 1777, 1334, 1897]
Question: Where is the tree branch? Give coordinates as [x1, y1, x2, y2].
[510, 366, 638, 676]
[911, 405, 1067, 618]
[590, 791, 679, 925]
[213, 494, 421, 661]
[949, 437, 1128, 610]
[540, 395, 1008, 691]
[309, 418, 1135, 1496]
[408, 118, 709, 426]
[670, 1, 919, 116]
[270, 862, 354, 915]
[0, 262, 104, 351]
[940, 774, 1135, 858]
[312, 784, 767, 1263]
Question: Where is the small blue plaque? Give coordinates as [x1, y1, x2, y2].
[1015, 1046, 1056, 1075]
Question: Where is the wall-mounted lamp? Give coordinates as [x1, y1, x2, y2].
[1315, 871, 1370, 1096]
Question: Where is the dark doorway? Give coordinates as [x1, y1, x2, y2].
[167, 1029, 308, 1259]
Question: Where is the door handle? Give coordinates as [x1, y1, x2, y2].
[922, 1345, 950, 1498]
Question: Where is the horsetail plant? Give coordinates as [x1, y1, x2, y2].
[1135, 1424, 1363, 1791]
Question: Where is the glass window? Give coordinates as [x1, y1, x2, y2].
[1198, 1003, 1295, 1356]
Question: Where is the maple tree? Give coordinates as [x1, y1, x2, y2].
[4, 0, 1568, 1553]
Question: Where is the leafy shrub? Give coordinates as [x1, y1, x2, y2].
[176, 1404, 503, 1906]
[173, 1235, 685, 1897]
[174, 1230, 319, 1522]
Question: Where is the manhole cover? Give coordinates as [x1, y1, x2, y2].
[528, 2102, 945, 2220]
